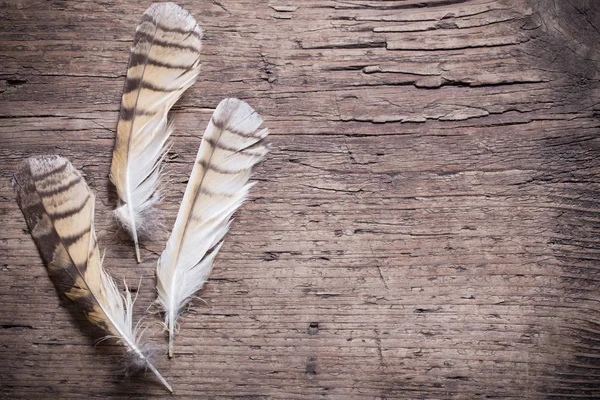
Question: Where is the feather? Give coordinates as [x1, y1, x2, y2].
[156, 98, 270, 357]
[110, 2, 203, 262]
[14, 155, 172, 393]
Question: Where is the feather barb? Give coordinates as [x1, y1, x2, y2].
[110, 2, 203, 262]
[156, 98, 270, 357]
[14, 155, 172, 392]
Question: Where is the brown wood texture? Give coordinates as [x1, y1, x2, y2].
[1, 0, 600, 398]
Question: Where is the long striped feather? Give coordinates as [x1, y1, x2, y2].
[110, 3, 203, 262]
[156, 99, 270, 357]
[14, 155, 172, 392]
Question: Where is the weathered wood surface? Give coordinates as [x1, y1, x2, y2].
[1, 0, 600, 398]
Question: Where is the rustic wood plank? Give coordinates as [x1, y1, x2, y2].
[1, 0, 600, 398]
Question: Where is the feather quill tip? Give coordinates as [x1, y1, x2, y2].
[114, 201, 164, 263]
[126, 345, 173, 393]
[146, 362, 173, 393]
[114, 205, 143, 262]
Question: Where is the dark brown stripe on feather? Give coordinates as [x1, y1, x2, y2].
[37, 175, 81, 196]
[204, 135, 239, 153]
[123, 78, 142, 94]
[31, 162, 68, 181]
[128, 52, 149, 69]
[211, 116, 226, 130]
[119, 107, 135, 121]
[211, 115, 263, 139]
[61, 228, 89, 248]
[140, 13, 156, 25]
[228, 125, 262, 139]
[129, 52, 197, 70]
[205, 134, 264, 157]
[211, 115, 260, 137]
[200, 186, 216, 196]
[197, 159, 246, 175]
[140, 14, 202, 38]
[199, 186, 233, 197]
[47, 194, 90, 220]
[119, 106, 157, 121]
[123, 78, 177, 94]
[134, 30, 201, 52]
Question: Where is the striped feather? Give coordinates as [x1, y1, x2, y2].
[14, 155, 172, 392]
[156, 99, 270, 357]
[110, 2, 203, 262]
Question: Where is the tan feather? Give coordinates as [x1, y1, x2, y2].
[14, 155, 172, 392]
[110, 2, 203, 262]
[156, 98, 270, 357]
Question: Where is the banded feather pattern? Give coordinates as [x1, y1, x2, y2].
[156, 98, 270, 357]
[14, 155, 172, 392]
[110, 2, 203, 262]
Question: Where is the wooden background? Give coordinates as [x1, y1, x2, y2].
[1, 0, 600, 398]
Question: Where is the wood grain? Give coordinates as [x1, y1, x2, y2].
[1, 0, 599, 398]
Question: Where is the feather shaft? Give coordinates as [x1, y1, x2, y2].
[14, 155, 172, 392]
[156, 98, 270, 357]
[110, 2, 203, 262]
